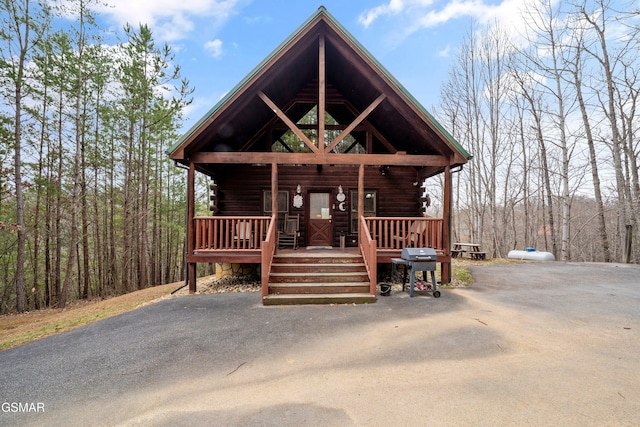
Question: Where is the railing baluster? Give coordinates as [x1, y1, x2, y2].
[362, 217, 444, 251]
[231, 219, 238, 249]
[193, 216, 271, 251]
[195, 216, 444, 252]
[214, 218, 219, 249]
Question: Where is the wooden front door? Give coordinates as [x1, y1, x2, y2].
[308, 192, 333, 246]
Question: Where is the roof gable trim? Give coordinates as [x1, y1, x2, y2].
[169, 6, 471, 162]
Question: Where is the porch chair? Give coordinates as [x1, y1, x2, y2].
[234, 221, 253, 248]
[278, 214, 299, 249]
[395, 220, 428, 248]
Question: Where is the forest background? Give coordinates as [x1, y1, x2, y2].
[1, 0, 638, 313]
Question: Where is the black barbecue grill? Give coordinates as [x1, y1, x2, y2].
[392, 247, 440, 298]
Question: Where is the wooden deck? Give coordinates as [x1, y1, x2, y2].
[188, 216, 450, 304]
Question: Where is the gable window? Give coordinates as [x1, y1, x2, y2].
[350, 190, 376, 233]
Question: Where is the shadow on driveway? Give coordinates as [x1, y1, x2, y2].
[2, 262, 639, 426]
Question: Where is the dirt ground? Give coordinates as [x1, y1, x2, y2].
[0, 283, 180, 351]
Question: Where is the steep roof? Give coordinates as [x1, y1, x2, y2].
[169, 6, 470, 175]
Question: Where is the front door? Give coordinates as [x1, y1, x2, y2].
[308, 192, 333, 247]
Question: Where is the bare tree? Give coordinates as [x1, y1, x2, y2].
[568, 34, 612, 261]
[578, 0, 638, 261]
[517, 0, 584, 260]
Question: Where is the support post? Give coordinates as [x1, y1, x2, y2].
[442, 164, 452, 284]
[187, 162, 196, 293]
[271, 162, 279, 219]
[358, 164, 365, 213]
[625, 224, 633, 264]
[188, 263, 197, 294]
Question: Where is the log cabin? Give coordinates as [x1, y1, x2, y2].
[168, 6, 471, 304]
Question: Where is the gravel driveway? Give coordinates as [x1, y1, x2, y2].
[1, 262, 639, 426]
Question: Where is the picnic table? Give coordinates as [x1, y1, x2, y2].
[452, 242, 486, 260]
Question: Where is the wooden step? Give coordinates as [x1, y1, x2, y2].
[268, 282, 370, 294]
[263, 293, 376, 305]
[269, 271, 369, 283]
[273, 254, 363, 264]
[270, 262, 367, 273]
[266, 250, 375, 305]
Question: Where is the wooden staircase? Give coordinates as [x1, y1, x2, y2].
[263, 250, 377, 305]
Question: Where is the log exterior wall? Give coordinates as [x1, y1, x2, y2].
[216, 164, 422, 247]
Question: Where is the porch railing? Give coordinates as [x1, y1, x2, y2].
[194, 216, 271, 251]
[359, 216, 378, 295]
[366, 217, 444, 251]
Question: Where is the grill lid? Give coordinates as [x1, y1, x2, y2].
[401, 247, 437, 261]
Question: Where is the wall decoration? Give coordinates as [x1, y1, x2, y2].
[209, 179, 218, 212]
[420, 179, 431, 216]
[337, 185, 347, 211]
[293, 184, 303, 208]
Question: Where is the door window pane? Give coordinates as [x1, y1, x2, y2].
[310, 193, 330, 219]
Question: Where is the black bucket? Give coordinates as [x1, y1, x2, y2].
[379, 283, 391, 296]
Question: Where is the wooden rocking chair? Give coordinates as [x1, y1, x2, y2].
[279, 214, 299, 249]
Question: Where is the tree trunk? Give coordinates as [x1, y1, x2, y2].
[572, 44, 611, 262]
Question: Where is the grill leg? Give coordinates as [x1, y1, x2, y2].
[409, 268, 416, 297]
[410, 269, 438, 298]
[402, 265, 408, 292]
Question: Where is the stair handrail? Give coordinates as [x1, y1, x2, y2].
[261, 214, 278, 298]
[359, 216, 377, 297]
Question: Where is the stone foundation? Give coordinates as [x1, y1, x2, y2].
[215, 263, 260, 279]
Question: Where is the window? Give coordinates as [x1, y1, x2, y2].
[350, 190, 376, 233]
[310, 193, 330, 219]
[263, 190, 289, 229]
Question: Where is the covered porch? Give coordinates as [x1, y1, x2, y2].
[187, 214, 450, 302]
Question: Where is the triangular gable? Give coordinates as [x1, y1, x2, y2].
[169, 6, 470, 174]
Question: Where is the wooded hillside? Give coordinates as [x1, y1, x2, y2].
[434, 0, 639, 264]
[1, 0, 192, 313]
[1, 0, 638, 314]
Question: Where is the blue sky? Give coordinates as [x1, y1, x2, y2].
[91, 0, 530, 132]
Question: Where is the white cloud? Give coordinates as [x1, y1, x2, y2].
[204, 39, 224, 58]
[416, 0, 488, 27]
[412, 0, 539, 33]
[359, 0, 406, 27]
[244, 15, 273, 25]
[437, 44, 451, 57]
[155, 13, 195, 42]
[359, 0, 436, 28]
[91, 0, 243, 41]
[360, 0, 542, 43]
